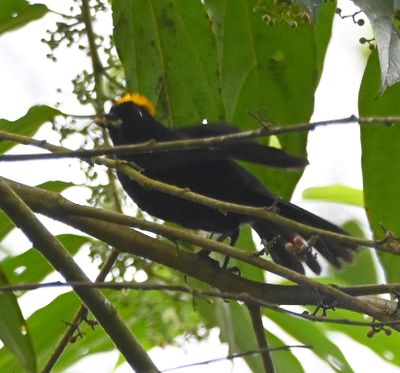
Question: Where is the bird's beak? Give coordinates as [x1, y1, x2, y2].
[94, 114, 122, 128]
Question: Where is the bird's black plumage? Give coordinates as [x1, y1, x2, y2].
[100, 98, 355, 274]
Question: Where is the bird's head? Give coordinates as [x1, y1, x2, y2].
[95, 93, 157, 144]
[113, 93, 156, 117]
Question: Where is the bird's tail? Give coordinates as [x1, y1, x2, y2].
[252, 200, 355, 274]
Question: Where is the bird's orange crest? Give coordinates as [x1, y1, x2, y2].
[116, 93, 156, 116]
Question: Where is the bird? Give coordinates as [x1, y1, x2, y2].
[96, 93, 355, 274]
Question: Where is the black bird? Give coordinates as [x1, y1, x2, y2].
[98, 93, 355, 274]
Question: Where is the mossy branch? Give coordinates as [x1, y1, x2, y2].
[4, 177, 400, 330]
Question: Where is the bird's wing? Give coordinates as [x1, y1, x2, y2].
[178, 123, 308, 169]
[123, 123, 307, 172]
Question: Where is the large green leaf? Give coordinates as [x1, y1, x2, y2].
[0, 265, 36, 373]
[266, 310, 354, 372]
[112, 0, 336, 199]
[112, 0, 224, 125]
[321, 308, 400, 369]
[267, 332, 304, 373]
[0, 0, 48, 35]
[197, 298, 303, 372]
[302, 185, 364, 207]
[0, 106, 61, 154]
[0, 292, 81, 372]
[0, 233, 89, 371]
[215, 300, 263, 372]
[0, 291, 113, 372]
[359, 51, 400, 282]
[222, 302, 305, 372]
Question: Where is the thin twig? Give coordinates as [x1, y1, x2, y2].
[0, 129, 397, 254]
[2, 114, 400, 162]
[162, 345, 310, 372]
[1, 280, 399, 327]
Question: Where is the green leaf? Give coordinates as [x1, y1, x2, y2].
[26, 292, 80, 372]
[0, 0, 48, 35]
[112, 0, 336, 199]
[215, 301, 264, 372]
[0, 292, 86, 372]
[0, 211, 15, 242]
[0, 291, 108, 372]
[0, 265, 36, 373]
[0, 106, 62, 154]
[112, 0, 224, 125]
[214, 302, 304, 372]
[266, 310, 354, 372]
[302, 185, 364, 207]
[326, 220, 378, 285]
[267, 332, 304, 373]
[322, 309, 400, 368]
[37, 181, 77, 193]
[352, 0, 400, 91]
[359, 51, 400, 282]
[52, 288, 204, 371]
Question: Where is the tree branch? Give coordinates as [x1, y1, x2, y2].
[0, 130, 396, 253]
[0, 177, 159, 372]
[5, 177, 400, 330]
[247, 303, 275, 373]
[2, 114, 400, 162]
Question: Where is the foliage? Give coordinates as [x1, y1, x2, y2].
[1, 0, 400, 372]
